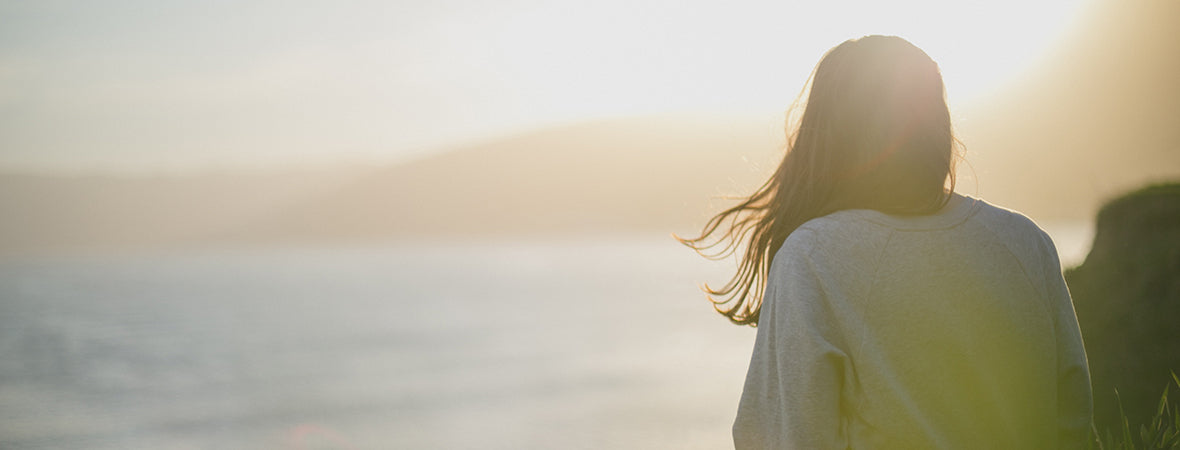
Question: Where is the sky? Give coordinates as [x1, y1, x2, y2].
[0, 0, 1094, 173]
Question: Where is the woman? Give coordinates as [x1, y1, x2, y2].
[679, 36, 1092, 449]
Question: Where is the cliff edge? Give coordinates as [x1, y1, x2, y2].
[1065, 182, 1180, 431]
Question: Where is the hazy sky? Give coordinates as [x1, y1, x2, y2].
[1, 0, 1093, 172]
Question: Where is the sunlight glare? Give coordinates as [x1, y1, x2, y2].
[484, 0, 1093, 120]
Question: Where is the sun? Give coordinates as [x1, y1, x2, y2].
[890, 0, 1096, 106]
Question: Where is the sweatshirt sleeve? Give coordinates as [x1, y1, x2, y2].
[1040, 232, 1094, 449]
[733, 230, 849, 450]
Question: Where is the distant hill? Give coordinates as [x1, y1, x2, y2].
[0, 115, 787, 254]
[220, 115, 784, 244]
[0, 169, 366, 255]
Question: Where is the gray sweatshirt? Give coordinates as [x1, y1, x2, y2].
[733, 193, 1092, 449]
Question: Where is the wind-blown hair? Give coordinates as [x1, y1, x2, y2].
[679, 35, 959, 325]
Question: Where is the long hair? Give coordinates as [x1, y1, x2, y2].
[678, 35, 959, 326]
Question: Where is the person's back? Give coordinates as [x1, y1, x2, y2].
[677, 35, 1093, 449]
[731, 194, 1092, 449]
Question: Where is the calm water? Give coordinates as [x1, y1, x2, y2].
[0, 236, 754, 449]
[0, 228, 1090, 449]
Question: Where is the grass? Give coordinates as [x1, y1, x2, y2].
[1090, 372, 1180, 450]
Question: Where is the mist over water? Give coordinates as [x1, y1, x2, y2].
[1040, 221, 1095, 268]
[0, 229, 1090, 449]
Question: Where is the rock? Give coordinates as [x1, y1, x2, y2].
[1065, 182, 1180, 431]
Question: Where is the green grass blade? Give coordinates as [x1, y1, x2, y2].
[1159, 382, 1171, 418]
[1117, 389, 1135, 449]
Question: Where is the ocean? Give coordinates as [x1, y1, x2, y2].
[0, 227, 1090, 449]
